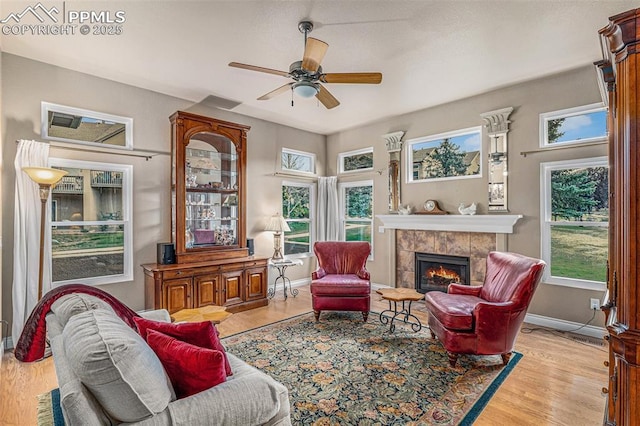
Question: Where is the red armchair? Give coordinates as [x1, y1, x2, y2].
[425, 251, 545, 367]
[311, 241, 371, 322]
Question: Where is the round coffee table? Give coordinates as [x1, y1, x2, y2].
[376, 288, 424, 332]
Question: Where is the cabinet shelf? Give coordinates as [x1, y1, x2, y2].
[186, 188, 238, 194]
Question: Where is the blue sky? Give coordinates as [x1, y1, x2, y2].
[413, 131, 481, 153]
[554, 110, 607, 143]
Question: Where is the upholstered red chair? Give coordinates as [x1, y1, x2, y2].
[425, 251, 545, 367]
[311, 241, 371, 322]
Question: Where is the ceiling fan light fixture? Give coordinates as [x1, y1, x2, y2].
[292, 81, 319, 98]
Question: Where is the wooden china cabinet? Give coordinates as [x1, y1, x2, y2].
[142, 111, 268, 314]
[596, 8, 640, 425]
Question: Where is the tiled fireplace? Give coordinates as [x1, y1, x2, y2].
[396, 230, 495, 288]
[376, 214, 522, 289]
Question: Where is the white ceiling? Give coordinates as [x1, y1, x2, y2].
[0, 1, 635, 135]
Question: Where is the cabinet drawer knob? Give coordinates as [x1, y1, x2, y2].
[602, 387, 609, 394]
[604, 361, 609, 367]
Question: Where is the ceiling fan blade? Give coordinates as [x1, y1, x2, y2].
[316, 84, 340, 109]
[257, 83, 292, 100]
[228, 62, 289, 78]
[301, 37, 328, 72]
[321, 73, 383, 84]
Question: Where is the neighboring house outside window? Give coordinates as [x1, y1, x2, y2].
[49, 158, 133, 286]
[339, 180, 373, 257]
[282, 181, 315, 256]
[540, 157, 608, 290]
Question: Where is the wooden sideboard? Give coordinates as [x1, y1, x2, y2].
[142, 256, 268, 314]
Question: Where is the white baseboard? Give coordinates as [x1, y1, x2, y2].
[524, 313, 606, 339]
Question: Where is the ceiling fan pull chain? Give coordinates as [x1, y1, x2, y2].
[291, 88, 294, 107]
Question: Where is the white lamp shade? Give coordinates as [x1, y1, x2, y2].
[22, 167, 68, 186]
[265, 214, 291, 233]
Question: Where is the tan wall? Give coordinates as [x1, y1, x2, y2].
[1, 53, 324, 335]
[327, 65, 608, 327]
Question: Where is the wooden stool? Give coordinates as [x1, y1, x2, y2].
[378, 289, 424, 332]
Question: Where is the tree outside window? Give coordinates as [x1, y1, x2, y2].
[282, 182, 314, 255]
[541, 157, 608, 289]
[340, 181, 373, 248]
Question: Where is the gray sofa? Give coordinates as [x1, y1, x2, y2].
[45, 293, 291, 425]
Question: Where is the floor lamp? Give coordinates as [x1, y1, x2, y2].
[265, 213, 290, 261]
[22, 167, 68, 300]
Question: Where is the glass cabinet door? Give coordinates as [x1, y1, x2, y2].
[185, 133, 238, 249]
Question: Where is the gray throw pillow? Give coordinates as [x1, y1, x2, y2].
[63, 310, 172, 423]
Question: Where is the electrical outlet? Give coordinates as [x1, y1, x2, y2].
[590, 298, 600, 310]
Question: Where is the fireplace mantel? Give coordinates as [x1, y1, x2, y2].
[376, 214, 523, 234]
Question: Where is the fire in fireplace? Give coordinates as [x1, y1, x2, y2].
[415, 253, 470, 293]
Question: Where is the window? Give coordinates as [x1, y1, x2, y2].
[282, 181, 315, 256]
[339, 180, 373, 252]
[406, 126, 482, 183]
[281, 148, 315, 174]
[540, 103, 608, 148]
[540, 157, 608, 290]
[49, 158, 133, 286]
[338, 147, 374, 174]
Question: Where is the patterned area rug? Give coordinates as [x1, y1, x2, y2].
[223, 311, 522, 425]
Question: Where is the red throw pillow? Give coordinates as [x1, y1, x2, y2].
[146, 330, 226, 398]
[133, 317, 232, 376]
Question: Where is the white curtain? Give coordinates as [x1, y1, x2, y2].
[12, 140, 51, 342]
[317, 176, 339, 241]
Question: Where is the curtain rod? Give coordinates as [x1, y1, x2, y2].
[16, 140, 170, 161]
[520, 140, 607, 157]
[272, 171, 318, 180]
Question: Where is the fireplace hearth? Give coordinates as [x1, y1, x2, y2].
[415, 253, 470, 293]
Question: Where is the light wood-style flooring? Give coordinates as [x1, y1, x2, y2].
[0, 285, 608, 425]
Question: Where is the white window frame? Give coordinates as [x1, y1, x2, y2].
[339, 179, 374, 259]
[42, 102, 134, 150]
[282, 180, 315, 258]
[539, 103, 608, 148]
[406, 126, 483, 184]
[338, 147, 374, 174]
[49, 157, 133, 286]
[540, 156, 608, 291]
[281, 147, 316, 175]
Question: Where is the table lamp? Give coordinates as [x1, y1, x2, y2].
[22, 166, 68, 299]
[265, 213, 290, 261]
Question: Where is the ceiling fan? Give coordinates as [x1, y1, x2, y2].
[229, 21, 382, 109]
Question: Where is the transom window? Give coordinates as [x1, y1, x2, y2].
[282, 181, 315, 256]
[281, 148, 316, 174]
[338, 147, 374, 174]
[406, 126, 482, 183]
[540, 157, 608, 290]
[49, 158, 132, 286]
[540, 103, 608, 148]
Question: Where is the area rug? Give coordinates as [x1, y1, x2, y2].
[36, 388, 64, 426]
[223, 311, 522, 425]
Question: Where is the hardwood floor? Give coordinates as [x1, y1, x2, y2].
[0, 285, 608, 425]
